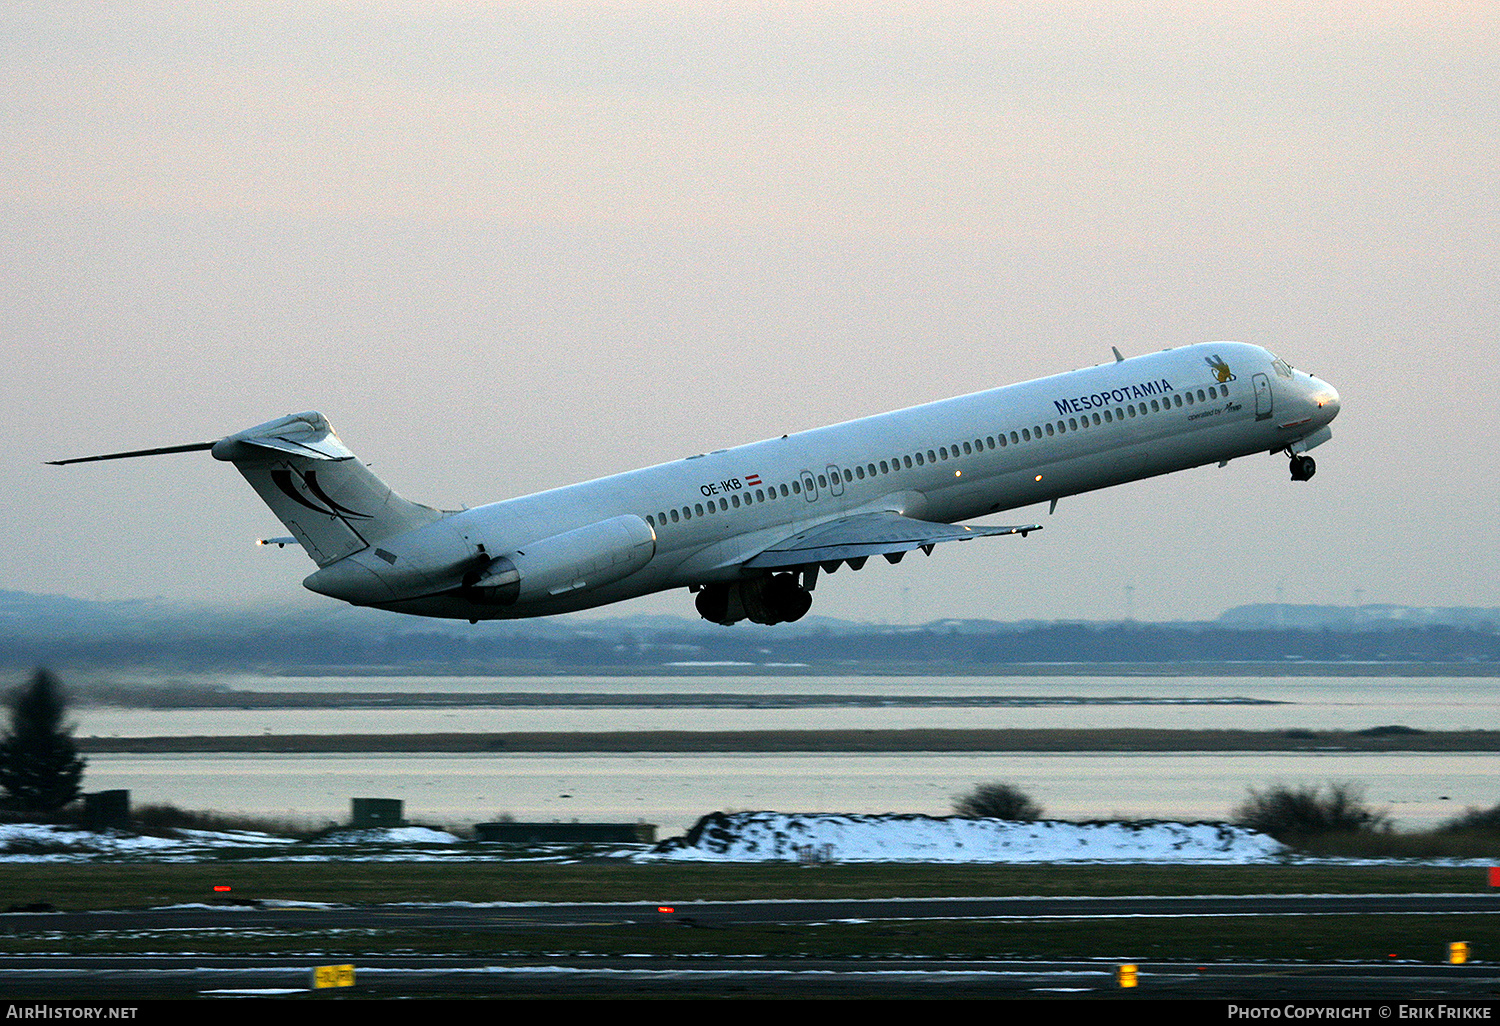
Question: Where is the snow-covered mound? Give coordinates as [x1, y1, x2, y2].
[647, 812, 1286, 864]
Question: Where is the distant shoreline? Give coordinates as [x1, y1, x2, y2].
[77, 727, 1500, 755]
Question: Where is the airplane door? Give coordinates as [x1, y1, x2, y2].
[800, 470, 818, 501]
[825, 464, 845, 497]
[1252, 373, 1273, 421]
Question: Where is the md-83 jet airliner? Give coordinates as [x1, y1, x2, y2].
[51, 341, 1339, 626]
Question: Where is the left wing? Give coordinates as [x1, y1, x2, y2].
[743, 511, 1040, 571]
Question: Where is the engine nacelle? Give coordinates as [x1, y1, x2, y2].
[465, 514, 656, 607]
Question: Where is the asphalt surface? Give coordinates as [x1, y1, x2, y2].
[2, 894, 1499, 1000]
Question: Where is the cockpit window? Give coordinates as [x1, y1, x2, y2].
[1271, 357, 1294, 379]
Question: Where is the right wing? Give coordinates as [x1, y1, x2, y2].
[743, 510, 1040, 571]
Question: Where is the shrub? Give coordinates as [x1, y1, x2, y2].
[1436, 803, 1500, 834]
[132, 803, 319, 839]
[1232, 781, 1391, 842]
[951, 781, 1043, 821]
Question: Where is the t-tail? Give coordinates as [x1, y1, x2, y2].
[49, 411, 443, 568]
[208, 412, 444, 565]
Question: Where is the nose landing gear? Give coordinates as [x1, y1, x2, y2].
[1289, 453, 1316, 482]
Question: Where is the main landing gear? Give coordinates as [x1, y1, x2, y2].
[1288, 452, 1316, 482]
[695, 572, 813, 626]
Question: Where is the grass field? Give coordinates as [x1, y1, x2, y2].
[4, 857, 1498, 909]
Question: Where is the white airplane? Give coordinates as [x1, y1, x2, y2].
[52, 341, 1338, 626]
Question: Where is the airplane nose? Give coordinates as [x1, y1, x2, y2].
[1315, 380, 1341, 421]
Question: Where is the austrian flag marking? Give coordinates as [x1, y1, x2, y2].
[745, 474, 762, 486]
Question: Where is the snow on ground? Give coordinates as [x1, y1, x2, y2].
[0, 814, 1285, 863]
[0, 821, 460, 862]
[645, 812, 1287, 864]
[315, 826, 461, 845]
[0, 821, 194, 856]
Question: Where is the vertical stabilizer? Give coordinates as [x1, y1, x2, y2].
[210, 412, 444, 566]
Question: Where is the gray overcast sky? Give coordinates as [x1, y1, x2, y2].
[3, 2, 1496, 623]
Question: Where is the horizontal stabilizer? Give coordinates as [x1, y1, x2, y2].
[744, 511, 1040, 570]
[209, 412, 355, 463]
[46, 441, 217, 466]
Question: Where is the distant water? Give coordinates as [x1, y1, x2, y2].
[75, 674, 1500, 836]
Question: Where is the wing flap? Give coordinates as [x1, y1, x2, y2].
[743, 511, 1040, 570]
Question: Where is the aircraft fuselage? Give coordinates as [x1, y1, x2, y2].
[296, 340, 1339, 622]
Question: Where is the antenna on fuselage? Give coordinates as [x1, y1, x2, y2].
[1111, 346, 1125, 363]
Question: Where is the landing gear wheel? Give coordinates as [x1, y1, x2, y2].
[1290, 454, 1316, 482]
[695, 585, 732, 625]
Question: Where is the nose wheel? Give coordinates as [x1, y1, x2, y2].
[1289, 453, 1316, 482]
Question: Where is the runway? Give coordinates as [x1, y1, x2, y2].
[5, 892, 1499, 930]
[3, 894, 1498, 1000]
